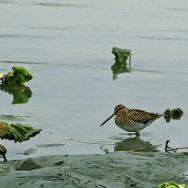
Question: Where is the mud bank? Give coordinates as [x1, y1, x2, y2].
[0, 152, 188, 188]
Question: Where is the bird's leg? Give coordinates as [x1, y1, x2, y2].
[2, 155, 7, 162]
[135, 132, 140, 138]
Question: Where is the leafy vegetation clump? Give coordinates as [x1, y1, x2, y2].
[1, 66, 33, 86]
[111, 47, 131, 80]
[164, 108, 183, 123]
[0, 121, 42, 142]
[157, 182, 188, 188]
[112, 47, 131, 64]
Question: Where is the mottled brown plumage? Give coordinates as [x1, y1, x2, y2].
[100, 104, 163, 138]
[0, 144, 7, 162]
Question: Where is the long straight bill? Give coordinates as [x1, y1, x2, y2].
[100, 113, 115, 126]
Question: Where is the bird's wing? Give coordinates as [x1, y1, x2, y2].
[127, 109, 158, 124]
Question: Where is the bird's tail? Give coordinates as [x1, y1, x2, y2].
[158, 113, 163, 117]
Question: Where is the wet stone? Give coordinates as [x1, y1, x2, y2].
[24, 148, 37, 155]
[16, 158, 43, 171]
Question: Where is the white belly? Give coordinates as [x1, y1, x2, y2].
[116, 123, 150, 132]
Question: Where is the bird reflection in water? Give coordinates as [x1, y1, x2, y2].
[114, 138, 160, 152]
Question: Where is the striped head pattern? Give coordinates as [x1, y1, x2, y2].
[100, 104, 126, 126]
[114, 104, 127, 115]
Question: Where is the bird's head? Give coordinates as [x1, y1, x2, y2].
[100, 104, 126, 126]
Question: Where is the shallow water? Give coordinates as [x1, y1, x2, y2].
[0, 0, 188, 160]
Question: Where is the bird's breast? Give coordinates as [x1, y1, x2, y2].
[115, 116, 151, 132]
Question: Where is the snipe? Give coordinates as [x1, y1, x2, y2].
[100, 104, 163, 138]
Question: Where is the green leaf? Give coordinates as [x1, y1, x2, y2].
[157, 182, 188, 188]
[3, 66, 33, 86]
[112, 47, 131, 64]
[0, 122, 42, 142]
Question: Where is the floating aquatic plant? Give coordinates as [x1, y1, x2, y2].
[111, 47, 132, 80]
[0, 121, 42, 142]
[157, 182, 188, 188]
[0, 66, 33, 104]
[112, 47, 131, 64]
[0, 66, 33, 86]
[164, 108, 183, 123]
